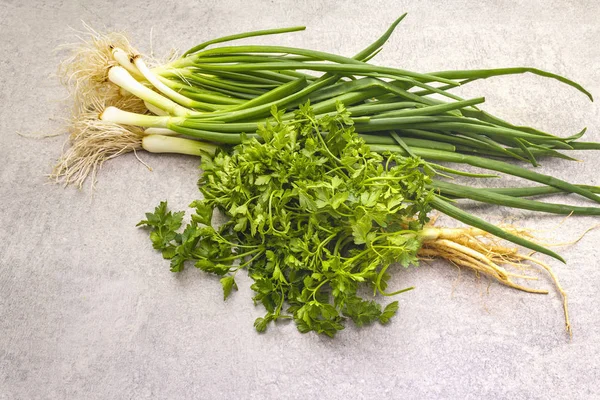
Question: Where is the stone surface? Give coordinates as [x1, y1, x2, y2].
[1, 0, 599, 399]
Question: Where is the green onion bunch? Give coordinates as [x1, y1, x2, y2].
[54, 15, 599, 261]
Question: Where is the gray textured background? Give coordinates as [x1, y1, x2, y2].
[1, 0, 599, 399]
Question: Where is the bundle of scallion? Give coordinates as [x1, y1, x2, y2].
[53, 15, 599, 334]
[54, 14, 600, 242]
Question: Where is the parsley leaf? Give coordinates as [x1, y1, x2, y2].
[379, 301, 400, 324]
[137, 201, 184, 251]
[220, 276, 238, 300]
[140, 103, 433, 336]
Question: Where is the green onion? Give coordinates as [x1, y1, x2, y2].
[55, 14, 597, 263]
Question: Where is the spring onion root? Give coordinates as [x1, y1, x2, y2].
[57, 25, 144, 115]
[51, 103, 146, 188]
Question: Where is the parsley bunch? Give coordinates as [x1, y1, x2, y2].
[139, 103, 434, 336]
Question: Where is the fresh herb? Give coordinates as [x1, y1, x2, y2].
[139, 103, 433, 336]
[139, 104, 574, 336]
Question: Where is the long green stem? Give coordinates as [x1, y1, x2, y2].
[183, 26, 307, 56]
[370, 144, 600, 204]
[432, 180, 600, 216]
[430, 196, 565, 262]
[428, 68, 593, 101]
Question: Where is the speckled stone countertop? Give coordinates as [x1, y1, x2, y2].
[1, 1, 599, 398]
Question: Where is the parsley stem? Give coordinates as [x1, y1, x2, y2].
[216, 248, 262, 262]
[236, 250, 266, 270]
[311, 279, 330, 301]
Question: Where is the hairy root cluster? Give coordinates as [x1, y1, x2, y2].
[57, 23, 146, 115]
[419, 225, 571, 336]
[51, 98, 146, 189]
[54, 25, 157, 187]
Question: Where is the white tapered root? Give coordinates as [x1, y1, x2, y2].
[111, 47, 144, 79]
[419, 224, 571, 336]
[53, 25, 191, 188]
[100, 106, 170, 127]
[144, 101, 168, 116]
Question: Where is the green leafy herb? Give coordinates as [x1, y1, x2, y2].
[139, 103, 433, 336]
[136, 201, 185, 252]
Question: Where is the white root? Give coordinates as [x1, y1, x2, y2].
[420, 225, 572, 336]
[111, 47, 144, 79]
[51, 99, 147, 189]
[142, 135, 217, 156]
[53, 25, 194, 188]
[57, 24, 146, 115]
